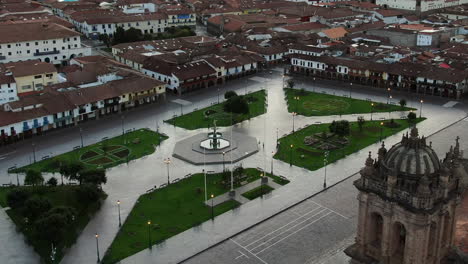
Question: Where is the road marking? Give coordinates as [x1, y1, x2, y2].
[242, 206, 324, 248]
[308, 200, 350, 220]
[255, 212, 333, 255]
[443, 101, 458, 108]
[230, 239, 268, 264]
[235, 251, 249, 259]
[0, 150, 16, 159]
[249, 208, 329, 252]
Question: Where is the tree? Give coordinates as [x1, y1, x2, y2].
[357, 116, 365, 132]
[98, 34, 111, 48]
[47, 206, 77, 223]
[223, 96, 249, 114]
[24, 197, 52, 221]
[75, 184, 102, 203]
[399, 99, 407, 109]
[287, 79, 295, 89]
[47, 177, 58, 186]
[329, 120, 350, 137]
[60, 162, 84, 184]
[407, 111, 417, 123]
[34, 213, 67, 243]
[24, 170, 44, 186]
[224, 91, 238, 100]
[79, 169, 107, 186]
[6, 189, 30, 209]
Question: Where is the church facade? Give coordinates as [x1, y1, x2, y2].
[345, 127, 466, 264]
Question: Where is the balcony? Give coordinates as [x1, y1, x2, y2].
[34, 50, 60, 56]
[0, 56, 5, 61]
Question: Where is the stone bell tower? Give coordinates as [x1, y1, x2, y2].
[345, 127, 466, 264]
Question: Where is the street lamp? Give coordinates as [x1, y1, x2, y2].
[380, 122, 384, 142]
[163, 158, 171, 185]
[217, 88, 220, 104]
[147, 220, 152, 249]
[222, 152, 225, 171]
[32, 143, 36, 163]
[293, 96, 300, 113]
[79, 127, 84, 148]
[210, 194, 214, 220]
[276, 128, 279, 147]
[419, 99, 424, 118]
[370, 103, 374, 121]
[289, 144, 294, 166]
[95, 233, 100, 263]
[386, 88, 391, 104]
[117, 200, 121, 227]
[271, 151, 274, 175]
[323, 151, 329, 188]
[292, 112, 297, 132]
[349, 82, 353, 98]
[260, 173, 264, 197]
[313, 77, 316, 93]
[121, 115, 125, 136]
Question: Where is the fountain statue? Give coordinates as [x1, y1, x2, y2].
[200, 120, 230, 150]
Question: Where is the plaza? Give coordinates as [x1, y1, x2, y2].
[0, 67, 466, 264]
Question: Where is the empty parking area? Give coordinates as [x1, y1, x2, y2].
[183, 175, 359, 264]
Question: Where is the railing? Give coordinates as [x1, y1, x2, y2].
[0, 56, 5, 60]
[34, 50, 60, 56]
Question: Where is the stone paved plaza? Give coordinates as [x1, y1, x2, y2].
[0, 68, 466, 264]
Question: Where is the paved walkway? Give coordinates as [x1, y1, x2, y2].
[0, 67, 466, 264]
[206, 178, 283, 206]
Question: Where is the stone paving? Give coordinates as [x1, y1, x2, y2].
[0, 67, 466, 264]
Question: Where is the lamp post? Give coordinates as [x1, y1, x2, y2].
[370, 103, 374, 121]
[292, 112, 297, 132]
[276, 128, 279, 147]
[222, 152, 226, 171]
[323, 151, 329, 188]
[313, 77, 316, 93]
[388, 95, 392, 118]
[79, 127, 84, 148]
[380, 122, 384, 142]
[293, 96, 300, 113]
[260, 172, 264, 197]
[117, 200, 121, 227]
[289, 144, 294, 166]
[217, 88, 220, 104]
[163, 158, 171, 185]
[271, 151, 274, 175]
[121, 115, 124, 136]
[419, 99, 423, 118]
[349, 82, 353, 98]
[95, 233, 100, 263]
[32, 143, 36, 163]
[147, 220, 152, 249]
[386, 88, 391, 104]
[210, 194, 214, 220]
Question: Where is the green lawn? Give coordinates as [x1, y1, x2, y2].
[242, 185, 274, 200]
[165, 90, 266, 130]
[274, 118, 424, 171]
[102, 168, 286, 263]
[284, 88, 414, 116]
[13, 128, 167, 173]
[0, 185, 106, 263]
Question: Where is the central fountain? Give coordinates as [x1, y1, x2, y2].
[172, 119, 259, 165]
[199, 121, 231, 150]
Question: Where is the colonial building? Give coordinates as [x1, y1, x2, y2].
[345, 127, 467, 264]
[0, 21, 91, 65]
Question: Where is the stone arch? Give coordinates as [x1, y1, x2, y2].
[391, 222, 406, 262]
[368, 212, 384, 249]
[69, 54, 76, 59]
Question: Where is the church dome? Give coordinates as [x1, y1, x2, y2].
[383, 127, 440, 177]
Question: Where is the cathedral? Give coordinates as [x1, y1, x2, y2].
[345, 127, 467, 264]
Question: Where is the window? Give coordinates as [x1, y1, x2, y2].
[74, 37, 77, 41]
[21, 85, 32, 90]
[35, 42, 38, 45]
[8, 52, 11, 56]
[26, 43, 29, 46]
[46, 74, 53, 78]
[34, 75, 42, 79]
[53, 40, 56, 44]
[27, 50, 30, 54]
[7, 44, 11, 48]
[35, 83, 43, 89]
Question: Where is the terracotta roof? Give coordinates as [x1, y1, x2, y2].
[0, 72, 14, 85]
[0, 21, 80, 44]
[282, 22, 327, 32]
[0, 60, 56, 77]
[320, 27, 348, 39]
[70, 10, 167, 24]
[375, 9, 405, 17]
